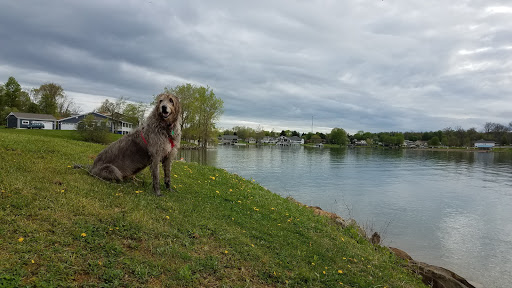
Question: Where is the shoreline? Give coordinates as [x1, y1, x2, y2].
[297, 202, 481, 288]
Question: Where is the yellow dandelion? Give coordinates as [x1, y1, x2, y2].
[60, 190, 65, 193]
[224, 250, 228, 254]
[216, 191, 220, 194]
[311, 262, 315, 266]
[210, 176, 216, 180]
[81, 233, 86, 237]
[31, 260, 35, 264]
[338, 270, 343, 274]
[229, 189, 232, 192]
[18, 237, 24, 242]
[67, 165, 71, 168]
[174, 174, 178, 177]
[165, 216, 170, 219]
[323, 271, 326, 275]
[251, 244, 255, 247]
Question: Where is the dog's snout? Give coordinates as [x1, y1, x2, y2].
[162, 105, 169, 113]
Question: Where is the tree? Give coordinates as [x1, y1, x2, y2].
[18, 90, 32, 112]
[0, 83, 5, 109]
[428, 136, 441, 146]
[122, 103, 146, 126]
[96, 97, 126, 131]
[4, 76, 22, 109]
[33, 82, 76, 116]
[164, 83, 196, 135]
[330, 127, 348, 146]
[310, 134, 322, 144]
[194, 86, 223, 148]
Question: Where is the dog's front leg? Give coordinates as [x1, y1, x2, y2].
[163, 155, 172, 191]
[150, 159, 162, 196]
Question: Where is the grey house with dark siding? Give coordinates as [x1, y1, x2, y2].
[5, 112, 57, 129]
[58, 112, 134, 134]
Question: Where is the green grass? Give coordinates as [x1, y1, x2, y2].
[0, 129, 427, 287]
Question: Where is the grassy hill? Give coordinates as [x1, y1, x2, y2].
[0, 128, 426, 287]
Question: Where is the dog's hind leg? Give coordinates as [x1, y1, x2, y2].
[90, 164, 123, 182]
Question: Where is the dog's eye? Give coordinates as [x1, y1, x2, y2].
[169, 99, 173, 105]
[159, 100, 163, 103]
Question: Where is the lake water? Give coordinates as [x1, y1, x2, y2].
[180, 146, 512, 288]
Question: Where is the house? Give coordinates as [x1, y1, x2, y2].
[246, 137, 256, 144]
[5, 112, 57, 129]
[276, 136, 291, 146]
[58, 112, 134, 135]
[289, 136, 304, 145]
[261, 136, 277, 144]
[354, 140, 367, 146]
[219, 135, 238, 145]
[474, 140, 495, 150]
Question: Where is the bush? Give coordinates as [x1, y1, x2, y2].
[77, 114, 110, 144]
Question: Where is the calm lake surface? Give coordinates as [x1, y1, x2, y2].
[180, 146, 512, 288]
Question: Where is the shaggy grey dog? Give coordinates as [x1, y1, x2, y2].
[90, 93, 181, 196]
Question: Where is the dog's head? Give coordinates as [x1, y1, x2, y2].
[156, 93, 180, 123]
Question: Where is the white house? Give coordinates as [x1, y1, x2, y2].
[474, 140, 495, 149]
[261, 136, 277, 144]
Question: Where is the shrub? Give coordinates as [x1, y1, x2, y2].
[77, 114, 110, 144]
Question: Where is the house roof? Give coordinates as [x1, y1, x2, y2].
[289, 136, 302, 141]
[58, 112, 108, 122]
[58, 112, 132, 124]
[6, 112, 56, 121]
[475, 140, 495, 144]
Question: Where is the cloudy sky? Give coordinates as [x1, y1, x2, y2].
[1, 1, 511, 134]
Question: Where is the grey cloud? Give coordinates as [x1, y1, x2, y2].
[1, 0, 512, 133]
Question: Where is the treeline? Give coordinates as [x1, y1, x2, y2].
[222, 123, 512, 147]
[0, 76, 78, 125]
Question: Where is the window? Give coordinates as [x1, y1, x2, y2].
[22, 120, 29, 125]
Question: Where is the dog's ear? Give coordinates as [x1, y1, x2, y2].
[173, 95, 181, 114]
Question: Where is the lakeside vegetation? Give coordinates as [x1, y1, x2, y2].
[0, 128, 427, 287]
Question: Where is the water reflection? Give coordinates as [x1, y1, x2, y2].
[179, 146, 512, 288]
